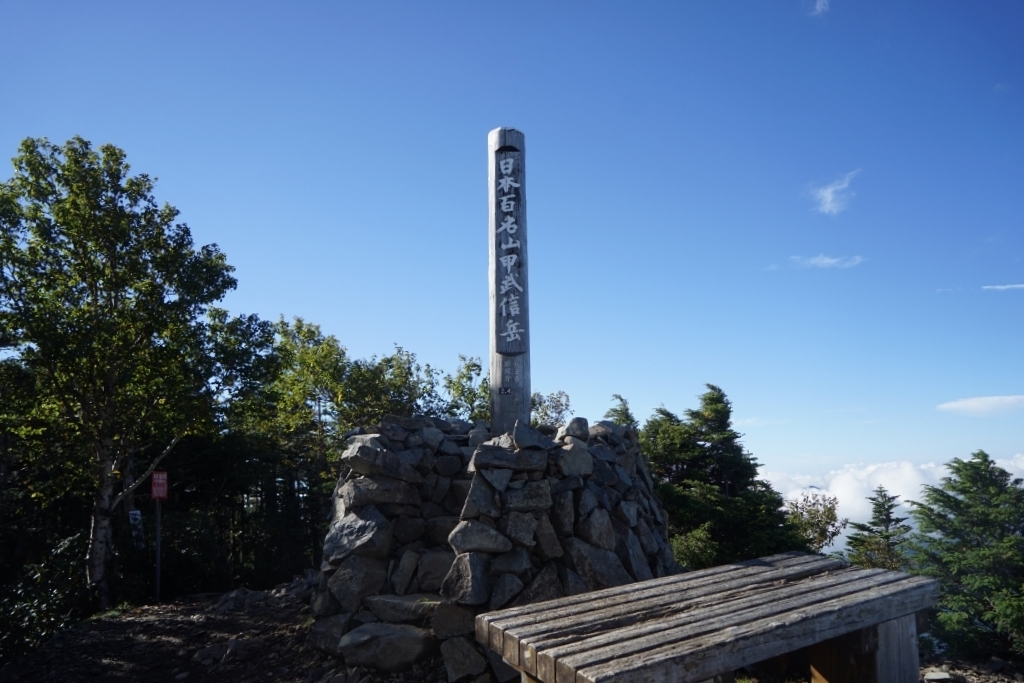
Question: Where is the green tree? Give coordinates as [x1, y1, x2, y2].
[531, 390, 571, 427]
[443, 355, 490, 423]
[641, 385, 804, 568]
[845, 485, 910, 570]
[604, 394, 639, 432]
[784, 491, 847, 554]
[910, 451, 1024, 657]
[0, 137, 273, 608]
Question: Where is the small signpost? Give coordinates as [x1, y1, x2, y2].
[151, 471, 168, 603]
[488, 128, 531, 434]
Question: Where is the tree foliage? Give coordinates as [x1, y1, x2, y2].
[910, 451, 1024, 657]
[604, 394, 639, 432]
[641, 385, 804, 568]
[845, 485, 910, 571]
[531, 390, 571, 428]
[442, 355, 490, 423]
[784, 491, 847, 554]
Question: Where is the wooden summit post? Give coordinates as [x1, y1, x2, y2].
[489, 127, 530, 435]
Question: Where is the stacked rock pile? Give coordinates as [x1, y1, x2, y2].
[307, 414, 680, 682]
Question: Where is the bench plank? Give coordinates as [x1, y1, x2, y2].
[571, 575, 938, 683]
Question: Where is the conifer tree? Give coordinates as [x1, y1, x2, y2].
[845, 485, 911, 571]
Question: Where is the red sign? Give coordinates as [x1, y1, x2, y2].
[151, 471, 168, 500]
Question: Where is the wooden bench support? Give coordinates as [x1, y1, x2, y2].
[809, 613, 918, 683]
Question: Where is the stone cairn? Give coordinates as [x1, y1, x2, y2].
[307, 414, 680, 682]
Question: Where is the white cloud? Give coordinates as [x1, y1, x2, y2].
[811, 169, 860, 215]
[763, 454, 1024, 551]
[937, 395, 1024, 416]
[790, 254, 864, 269]
[982, 284, 1024, 291]
[811, 0, 830, 16]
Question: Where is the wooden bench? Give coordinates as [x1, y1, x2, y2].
[476, 551, 939, 683]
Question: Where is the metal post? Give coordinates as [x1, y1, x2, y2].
[155, 498, 161, 603]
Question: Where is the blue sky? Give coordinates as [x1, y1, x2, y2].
[2, 1, 1022, 521]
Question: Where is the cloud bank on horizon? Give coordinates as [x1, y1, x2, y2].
[983, 284, 1024, 291]
[810, 170, 860, 215]
[937, 395, 1024, 416]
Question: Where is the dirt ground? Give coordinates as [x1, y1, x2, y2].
[0, 590, 1018, 683]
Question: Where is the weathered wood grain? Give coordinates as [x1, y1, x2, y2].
[875, 613, 918, 683]
[475, 551, 836, 651]
[572, 575, 938, 683]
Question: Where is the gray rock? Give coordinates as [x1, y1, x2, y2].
[425, 516, 461, 545]
[551, 490, 574, 536]
[440, 552, 492, 605]
[311, 588, 342, 617]
[510, 562, 565, 607]
[556, 565, 589, 596]
[480, 468, 513, 492]
[431, 602, 476, 638]
[533, 515, 563, 560]
[484, 434, 514, 448]
[323, 505, 393, 565]
[393, 516, 425, 546]
[556, 437, 593, 478]
[416, 551, 456, 592]
[564, 537, 634, 590]
[446, 418, 474, 436]
[337, 477, 421, 510]
[489, 573, 525, 609]
[564, 417, 590, 439]
[347, 434, 385, 450]
[435, 455, 462, 477]
[460, 475, 501, 519]
[586, 481, 611, 511]
[419, 426, 445, 450]
[499, 511, 538, 547]
[503, 480, 552, 512]
[469, 446, 547, 472]
[590, 458, 618, 487]
[635, 517, 660, 556]
[615, 525, 654, 582]
[614, 500, 639, 527]
[512, 420, 556, 450]
[490, 547, 532, 577]
[431, 476, 452, 504]
[378, 421, 409, 442]
[338, 623, 436, 673]
[587, 443, 618, 463]
[364, 594, 441, 624]
[307, 613, 353, 656]
[576, 487, 598, 519]
[440, 636, 487, 683]
[449, 480, 473, 509]
[437, 438, 463, 457]
[613, 464, 633, 489]
[575, 508, 616, 551]
[327, 556, 388, 612]
[392, 550, 420, 596]
[341, 443, 423, 484]
[467, 427, 491, 447]
[449, 520, 513, 554]
[550, 475, 583, 494]
[484, 648, 519, 683]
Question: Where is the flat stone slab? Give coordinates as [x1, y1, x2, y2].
[338, 622, 436, 673]
[469, 446, 548, 472]
[363, 593, 441, 624]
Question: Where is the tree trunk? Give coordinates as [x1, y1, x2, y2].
[87, 464, 116, 610]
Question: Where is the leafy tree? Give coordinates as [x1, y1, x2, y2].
[0, 136, 273, 608]
[531, 390, 572, 428]
[845, 485, 910, 570]
[335, 346, 444, 429]
[443, 355, 490, 423]
[641, 385, 804, 568]
[784, 491, 847, 554]
[604, 394, 639, 432]
[910, 451, 1024, 657]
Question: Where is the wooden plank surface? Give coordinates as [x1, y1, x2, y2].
[476, 553, 938, 683]
[875, 613, 919, 683]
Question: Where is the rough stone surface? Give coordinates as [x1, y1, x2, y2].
[460, 475, 501, 519]
[435, 455, 462, 477]
[564, 537, 634, 590]
[307, 613, 353, 656]
[393, 515, 425, 546]
[341, 443, 423, 484]
[440, 552, 492, 605]
[511, 420, 556, 451]
[425, 516, 460, 545]
[484, 648, 520, 683]
[327, 555, 388, 613]
[499, 511, 538, 547]
[564, 417, 590, 439]
[510, 561, 565, 607]
[363, 593, 441, 624]
[557, 565, 589, 595]
[575, 508, 616, 552]
[323, 504, 393, 565]
[440, 636, 487, 683]
[416, 551, 456, 592]
[469, 446, 547, 472]
[556, 437, 594, 478]
[489, 572, 525, 609]
[490, 547, 533, 577]
[503, 480, 552, 512]
[392, 550, 419, 595]
[448, 520, 513, 554]
[551, 490, 574, 536]
[337, 477, 421, 510]
[480, 467, 513, 492]
[431, 602, 476, 638]
[533, 514, 563, 560]
[310, 588, 342, 617]
[337, 622, 436, 673]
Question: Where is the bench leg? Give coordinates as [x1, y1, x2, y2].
[809, 614, 919, 683]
